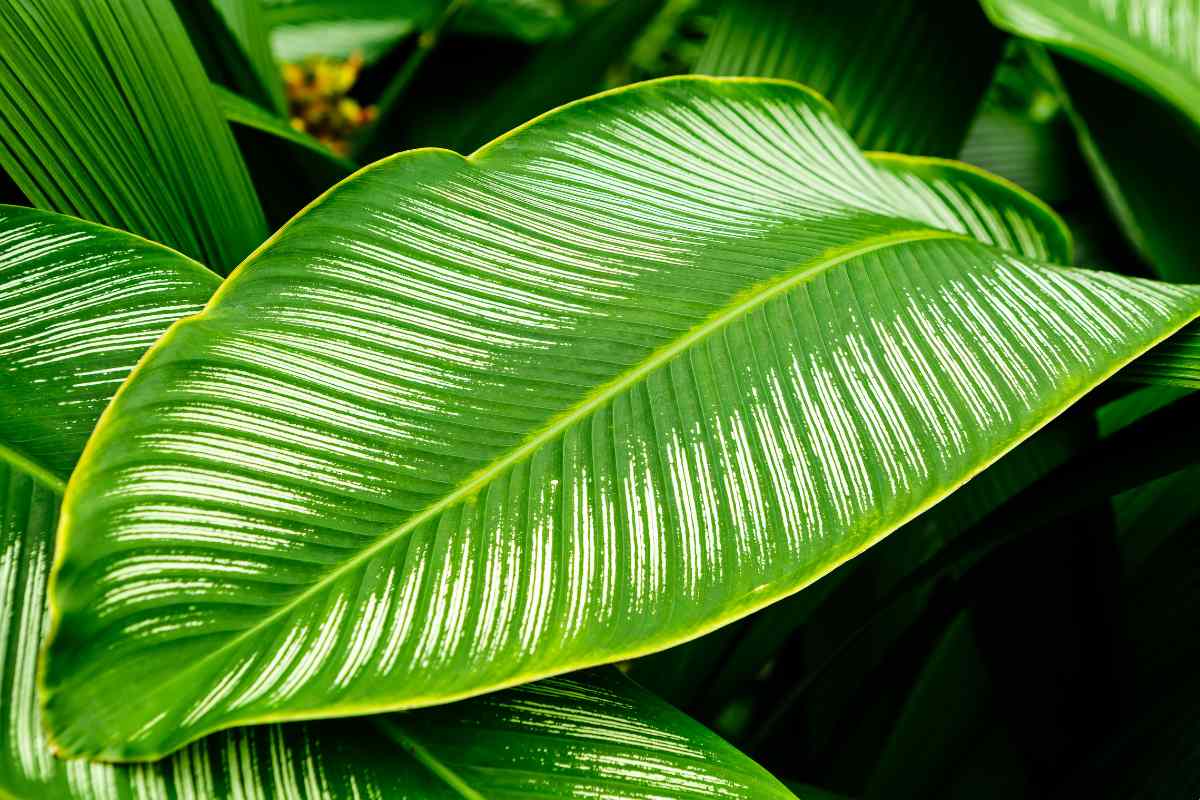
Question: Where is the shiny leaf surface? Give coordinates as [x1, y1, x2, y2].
[0, 206, 219, 487]
[0, 207, 795, 800]
[0, 0, 267, 271]
[43, 77, 1200, 760]
[2, 472, 794, 799]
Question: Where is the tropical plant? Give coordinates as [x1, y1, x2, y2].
[1, 1, 1198, 797]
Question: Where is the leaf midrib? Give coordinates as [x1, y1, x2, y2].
[92, 226, 969, 716]
[374, 718, 485, 800]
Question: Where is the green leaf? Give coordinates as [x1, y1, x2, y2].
[0, 479, 794, 799]
[262, 0, 440, 64]
[958, 108, 1079, 208]
[695, 0, 1003, 155]
[0, 206, 219, 487]
[213, 84, 357, 226]
[1123, 322, 1200, 387]
[979, 0, 1200, 128]
[173, 0, 287, 114]
[979, 2, 1200, 282]
[0, 0, 267, 272]
[42, 76, 1200, 760]
[0, 206, 795, 800]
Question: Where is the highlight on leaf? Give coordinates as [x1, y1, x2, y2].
[0, 3, 1197, 794]
[38, 76, 1200, 763]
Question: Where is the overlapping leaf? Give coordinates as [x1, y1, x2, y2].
[981, 0, 1200, 282]
[42, 76, 1200, 760]
[0, 206, 795, 800]
[174, 0, 287, 114]
[0, 207, 219, 486]
[214, 85, 357, 226]
[0, 0, 266, 271]
[980, 0, 1200, 127]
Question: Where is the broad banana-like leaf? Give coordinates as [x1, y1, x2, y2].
[0, 206, 797, 800]
[696, 0, 1003, 156]
[43, 76, 1200, 760]
[0, 207, 219, 486]
[1, 472, 796, 800]
[0, 0, 266, 271]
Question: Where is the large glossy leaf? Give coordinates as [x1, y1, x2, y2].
[1, 475, 795, 800]
[43, 76, 1200, 760]
[0, 206, 796, 800]
[0, 0, 266, 271]
[695, 0, 1003, 155]
[0, 206, 219, 487]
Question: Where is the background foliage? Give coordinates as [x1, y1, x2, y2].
[2, 0, 1199, 798]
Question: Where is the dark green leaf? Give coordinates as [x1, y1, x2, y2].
[0, 0, 266, 271]
[173, 0, 287, 114]
[695, 0, 1003, 155]
[357, 0, 663, 159]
